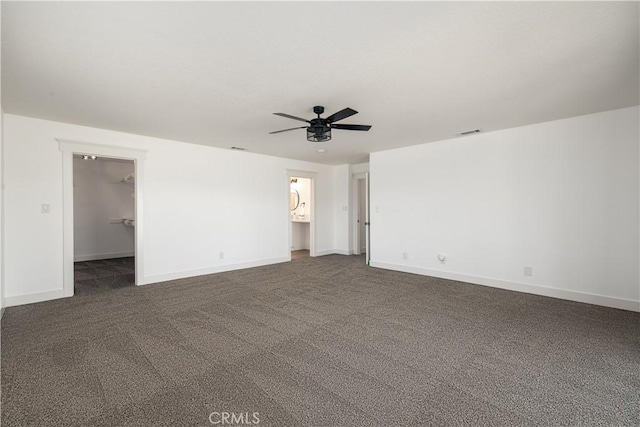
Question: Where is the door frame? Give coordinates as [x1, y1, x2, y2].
[352, 172, 368, 257]
[286, 169, 317, 259]
[58, 139, 147, 297]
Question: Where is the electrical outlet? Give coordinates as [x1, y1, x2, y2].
[402, 252, 408, 260]
[524, 266, 533, 276]
[219, 252, 224, 259]
[41, 204, 50, 214]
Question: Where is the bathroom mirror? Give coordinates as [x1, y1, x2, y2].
[290, 189, 300, 211]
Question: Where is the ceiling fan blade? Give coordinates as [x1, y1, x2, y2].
[325, 107, 358, 123]
[273, 113, 310, 123]
[269, 126, 307, 134]
[331, 124, 372, 131]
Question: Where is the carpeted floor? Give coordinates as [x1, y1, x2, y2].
[74, 257, 135, 295]
[2, 255, 639, 426]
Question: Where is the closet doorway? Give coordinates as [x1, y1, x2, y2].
[59, 139, 147, 298]
[73, 155, 136, 294]
[287, 171, 316, 260]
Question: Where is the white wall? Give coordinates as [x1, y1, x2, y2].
[3, 114, 337, 305]
[351, 162, 370, 175]
[73, 157, 135, 261]
[1, 3, 4, 314]
[333, 164, 351, 254]
[370, 106, 639, 311]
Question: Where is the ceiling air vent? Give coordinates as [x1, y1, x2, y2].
[230, 146, 246, 151]
[457, 129, 481, 136]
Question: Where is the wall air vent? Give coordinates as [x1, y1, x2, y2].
[230, 147, 246, 151]
[457, 129, 481, 136]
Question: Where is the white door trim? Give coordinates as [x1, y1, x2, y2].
[352, 172, 367, 256]
[58, 139, 147, 297]
[286, 170, 317, 258]
[365, 172, 370, 265]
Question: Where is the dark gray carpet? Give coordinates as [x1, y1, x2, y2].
[2, 255, 638, 426]
[74, 257, 135, 295]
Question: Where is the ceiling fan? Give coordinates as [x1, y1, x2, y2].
[270, 106, 372, 142]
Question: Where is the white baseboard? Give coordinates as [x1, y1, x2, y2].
[74, 251, 134, 262]
[314, 249, 353, 257]
[4, 289, 66, 308]
[370, 261, 640, 312]
[141, 256, 290, 285]
[313, 250, 334, 257]
[334, 249, 353, 255]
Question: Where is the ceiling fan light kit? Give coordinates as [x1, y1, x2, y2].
[308, 127, 331, 143]
[270, 105, 372, 143]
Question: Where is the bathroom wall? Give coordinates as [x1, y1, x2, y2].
[291, 223, 310, 251]
[291, 177, 311, 220]
[291, 177, 311, 251]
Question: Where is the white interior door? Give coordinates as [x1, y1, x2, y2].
[365, 172, 370, 265]
[357, 178, 366, 255]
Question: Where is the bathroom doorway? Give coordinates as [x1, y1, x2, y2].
[287, 171, 316, 260]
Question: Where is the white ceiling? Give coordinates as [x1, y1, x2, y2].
[2, 1, 638, 165]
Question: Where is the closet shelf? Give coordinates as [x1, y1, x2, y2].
[121, 173, 135, 186]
